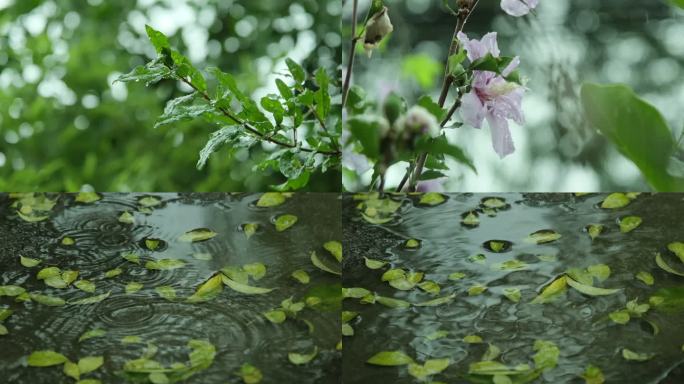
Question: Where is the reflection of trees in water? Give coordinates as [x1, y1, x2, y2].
[355, 0, 682, 190]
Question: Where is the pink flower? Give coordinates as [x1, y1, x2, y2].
[501, 0, 539, 17]
[457, 32, 524, 159]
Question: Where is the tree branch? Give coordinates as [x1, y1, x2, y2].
[341, 0, 359, 109]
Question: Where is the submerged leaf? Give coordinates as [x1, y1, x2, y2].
[275, 214, 298, 232]
[288, 346, 318, 365]
[178, 228, 217, 243]
[581, 364, 605, 384]
[566, 277, 620, 296]
[221, 275, 274, 295]
[601, 193, 631, 209]
[502, 287, 521, 303]
[622, 348, 654, 361]
[154, 286, 176, 301]
[27, 350, 68, 367]
[366, 351, 414, 366]
[126, 282, 144, 294]
[533, 340, 559, 369]
[463, 335, 483, 344]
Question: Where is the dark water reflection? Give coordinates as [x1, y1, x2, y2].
[0, 193, 341, 383]
[343, 193, 684, 383]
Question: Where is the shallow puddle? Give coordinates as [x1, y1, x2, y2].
[0, 193, 341, 383]
[343, 193, 684, 383]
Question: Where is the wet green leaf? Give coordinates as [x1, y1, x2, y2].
[63, 360, 80, 380]
[0, 307, 12, 321]
[76, 380, 102, 384]
[119, 211, 135, 225]
[288, 346, 318, 365]
[532, 276, 568, 304]
[468, 285, 488, 296]
[187, 274, 223, 303]
[221, 266, 249, 284]
[19, 256, 41, 267]
[366, 351, 414, 366]
[587, 264, 611, 282]
[469, 254, 487, 264]
[581, 364, 605, 384]
[667, 242, 684, 263]
[29, 293, 66, 306]
[145, 259, 186, 270]
[311, 251, 341, 275]
[461, 211, 480, 227]
[239, 363, 263, 384]
[122, 335, 143, 344]
[342, 323, 354, 336]
[468, 361, 531, 375]
[636, 271, 654, 286]
[426, 330, 449, 341]
[122, 253, 140, 264]
[75, 192, 101, 203]
[27, 350, 68, 366]
[291, 270, 310, 284]
[221, 275, 274, 295]
[155, 286, 176, 301]
[138, 196, 162, 207]
[533, 340, 559, 369]
[655, 252, 684, 276]
[622, 348, 654, 361]
[78, 356, 104, 374]
[448, 272, 466, 280]
[626, 299, 650, 317]
[0, 285, 25, 297]
[619, 216, 642, 233]
[62, 270, 79, 285]
[405, 239, 421, 249]
[408, 358, 450, 380]
[601, 193, 631, 209]
[483, 344, 502, 361]
[324, 241, 343, 262]
[464, 335, 483, 344]
[363, 257, 387, 270]
[526, 230, 562, 244]
[178, 228, 217, 243]
[79, 329, 106, 342]
[609, 310, 631, 324]
[126, 282, 144, 294]
[69, 291, 111, 305]
[416, 293, 456, 307]
[482, 197, 507, 209]
[256, 193, 287, 207]
[419, 193, 446, 206]
[149, 372, 169, 384]
[37, 266, 60, 280]
[275, 214, 298, 232]
[342, 287, 371, 299]
[61, 236, 75, 245]
[496, 260, 527, 271]
[263, 310, 286, 324]
[376, 296, 411, 308]
[74, 280, 96, 293]
[585, 224, 604, 240]
[0, 324, 7, 335]
[502, 287, 521, 303]
[44, 275, 67, 289]
[493, 375, 513, 384]
[144, 238, 162, 250]
[381, 269, 405, 282]
[566, 277, 620, 296]
[104, 268, 122, 278]
[243, 223, 259, 239]
[418, 281, 441, 295]
[243, 263, 266, 281]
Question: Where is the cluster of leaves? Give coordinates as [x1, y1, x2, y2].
[117, 26, 341, 191]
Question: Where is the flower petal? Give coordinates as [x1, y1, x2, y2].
[460, 91, 486, 129]
[486, 113, 515, 158]
[501, 0, 539, 17]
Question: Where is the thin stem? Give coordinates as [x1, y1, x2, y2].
[180, 77, 340, 156]
[310, 107, 340, 151]
[341, 0, 359, 108]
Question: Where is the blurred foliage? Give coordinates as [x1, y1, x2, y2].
[0, 0, 341, 191]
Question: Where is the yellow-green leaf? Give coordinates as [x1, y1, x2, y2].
[601, 193, 631, 209]
[311, 251, 341, 275]
[178, 228, 217, 243]
[187, 274, 223, 303]
[20, 256, 41, 267]
[126, 282, 144, 294]
[155, 286, 176, 301]
[75, 192, 101, 203]
[74, 280, 96, 293]
[288, 346, 318, 365]
[275, 214, 298, 232]
[79, 329, 106, 342]
[655, 252, 684, 276]
[256, 192, 287, 207]
[667, 242, 684, 263]
[419, 193, 446, 206]
[619, 216, 642, 233]
[27, 350, 68, 366]
[221, 275, 274, 295]
[566, 277, 620, 296]
[118, 211, 135, 224]
[636, 271, 654, 286]
[622, 348, 654, 361]
[324, 241, 343, 262]
[239, 363, 263, 384]
[366, 350, 414, 366]
[532, 276, 568, 304]
[78, 356, 104, 374]
[291, 270, 310, 284]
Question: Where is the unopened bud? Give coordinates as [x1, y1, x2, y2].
[363, 6, 394, 58]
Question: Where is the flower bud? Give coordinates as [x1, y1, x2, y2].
[402, 106, 441, 139]
[363, 6, 393, 58]
[383, 92, 406, 126]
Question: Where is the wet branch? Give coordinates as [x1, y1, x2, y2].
[341, 0, 359, 109]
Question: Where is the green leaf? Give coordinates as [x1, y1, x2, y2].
[79, 329, 106, 343]
[619, 216, 642, 233]
[600, 193, 632, 209]
[342, 287, 371, 299]
[145, 25, 170, 54]
[196, 127, 242, 169]
[348, 117, 381, 159]
[375, 295, 411, 308]
[178, 228, 217, 243]
[154, 96, 214, 129]
[155, 286, 176, 301]
[63, 360, 80, 380]
[503, 287, 521, 303]
[29, 293, 66, 306]
[291, 270, 310, 284]
[667, 242, 684, 263]
[20, 256, 41, 267]
[655, 252, 684, 277]
[263, 310, 286, 324]
[116, 61, 172, 86]
[274, 214, 298, 232]
[324, 241, 343, 262]
[74, 280, 96, 293]
[126, 282, 144, 294]
[239, 363, 263, 384]
[468, 361, 531, 375]
[581, 83, 681, 191]
[221, 275, 274, 295]
[419, 193, 447, 206]
[145, 259, 186, 270]
[566, 277, 620, 296]
[533, 340, 559, 369]
[78, 356, 104, 374]
[288, 346, 318, 365]
[187, 274, 223, 303]
[416, 293, 456, 307]
[586, 224, 604, 240]
[366, 351, 414, 366]
[75, 192, 101, 203]
[0, 285, 25, 297]
[122, 253, 140, 264]
[463, 335, 483, 344]
[621, 348, 654, 361]
[416, 135, 476, 172]
[69, 291, 111, 305]
[285, 58, 306, 85]
[256, 192, 288, 207]
[448, 272, 466, 280]
[105, 268, 122, 278]
[119, 211, 135, 225]
[532, 276, 568, 304]
[27, 350, 68, 367]
[363, 257, 388, 270]
[636, 271, 654, 286]
[408, 358, 450, 380]
[311, 251, 341, 275]
[610, 310, 631, 325]
[526, 229, 562, 244]
[581, 365, 605, 384]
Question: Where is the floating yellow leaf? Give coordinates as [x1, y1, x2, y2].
[221, 275, 274, 295]
[178, 228, 217, 243]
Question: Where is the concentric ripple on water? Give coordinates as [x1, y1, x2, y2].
[0, 193, 341, 383]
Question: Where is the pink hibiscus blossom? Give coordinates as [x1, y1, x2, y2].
[457, 32, 524, 159]
[501, 0, 539, 17]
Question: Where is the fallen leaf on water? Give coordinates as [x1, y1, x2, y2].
[178, 228, 217, 243]
[532, 276, 568, 304]
[636, 271, 654, 286]
[415, 293, 455, 307]
[0, 285, 25, 297]
[291, 270, 310, 284]
[20, 256, 41, 267]
[75, 192, 101, 203]
[256, 192, 287, 207]
[29, 293, 66, 306]
[311, 251, 341, 275]
[324, 241, 343, 262]
[125, 282, 143, 294]
[526, 230, 562, 244]
[463, 335, 483, 344]
[601, 193, 631, 209]
[27, 350, 68, 366]
[154, 286, 176, 301]
[118, 211, 135, 225]
[288, 346, 318, 365]
[74, 280, 96, 293]
[78, 356, 104, 374]
[187, 274, 223, 303]
[275, 214, 298, 232]
[655, 252, 684, 277]
[408, 358, 450, 380]
[366, 351, 414, 366]
[566, 277, 620, 296]
[243, 223, 259, 238]
[79, 329, 106, 342]
[622, 348, 654, 361]
[221, 275, 274, 295]
[581, 364, 605, 384]
[619, 216, 642, 233]
[238, 363, 263, 384]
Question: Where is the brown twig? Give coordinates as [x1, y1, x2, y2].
[341, 0, 359, 109]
